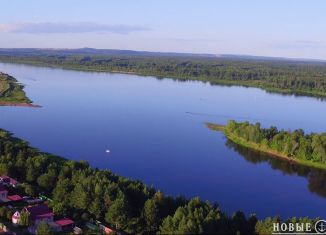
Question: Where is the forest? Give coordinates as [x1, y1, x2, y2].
[0, 128, 320, 234]
[222, 120, 326, 168]
[1, 48, 326, 97]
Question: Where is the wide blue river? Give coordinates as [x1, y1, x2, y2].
[0, 62, 326, 219]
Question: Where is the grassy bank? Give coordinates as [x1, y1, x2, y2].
[0, 72, 32, 105]
[206, 122, 326, 170]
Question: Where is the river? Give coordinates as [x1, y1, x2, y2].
[0, 62, 325, 218]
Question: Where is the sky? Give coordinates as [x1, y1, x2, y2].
[0, 0, 326, 59]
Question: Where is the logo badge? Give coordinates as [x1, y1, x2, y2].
[315, 220, 326, 234]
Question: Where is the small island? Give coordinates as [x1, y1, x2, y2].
[207, 120, 326, 170]
[0, 72, 37, 107]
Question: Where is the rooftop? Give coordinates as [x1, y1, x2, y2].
[0, 175, 18, 185]
[8, 195, 22, 201]
[55, 218, 74, 227]
[25, 204, 54, 221]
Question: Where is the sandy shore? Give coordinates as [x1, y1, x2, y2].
[0, 102, 41, 107]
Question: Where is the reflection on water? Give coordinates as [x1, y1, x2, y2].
[226, 140, 326, 198]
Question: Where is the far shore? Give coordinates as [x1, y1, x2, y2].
[1, 60, 326, 99]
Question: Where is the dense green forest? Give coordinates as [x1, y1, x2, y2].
[1, 48, 326, 97]
[0, 72, 31, 104]
[214, 120, 326, 169]
[0, 128, 320, 234]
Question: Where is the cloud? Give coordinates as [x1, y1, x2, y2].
[0, 22, 150, 34]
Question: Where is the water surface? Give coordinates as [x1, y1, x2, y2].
[0, 62, 326, 218]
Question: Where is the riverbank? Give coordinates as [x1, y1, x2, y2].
[206, 122, 326, 170]
[0, 72, 36, 107]
[0, 102, 41, 107]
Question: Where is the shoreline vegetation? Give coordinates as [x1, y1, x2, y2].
[2, 59, 326, 99]
[0, 48, 326, 98]
[0, 128, 320, 234]
[0, 72, 37, 107]
[207, 121, 326, 170]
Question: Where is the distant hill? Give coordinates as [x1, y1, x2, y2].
[0, 48, 216, 58]
[0, 48, 325, 63]
[217, 54, 326, 63]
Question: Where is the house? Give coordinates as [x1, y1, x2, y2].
[0, 176, 19, 187]
[12, 211, 20, 224]
[99, 224, 115, 234]
[0, 185, 8, 201]
[55, 218, 74, 231]
[24, 204, 54, 225]
[8, 194, 23, 202]
[24, 204, 54, 234]
[73, 226, 83, 234]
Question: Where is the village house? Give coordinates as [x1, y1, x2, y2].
[47, 219, 75, 233]
[24, 203, 54, 224]
[73, 226, 83, 234]
[24, 203, 54, 234]
[55, 218, 74, 231]
[99, 224, 115, 234]
[7, 194, 23, 202]
[48, 218, 74, 232]
[0, 185, 8, 201]
[12, 211, 20, 225]
[0, 176, 19, 187]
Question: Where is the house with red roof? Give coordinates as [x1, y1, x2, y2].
[0, 185, 8, 201]
[48, 218, 74, 232]
[8, 194, 22, 202]
[0, 176, 19, 187]
[99, 224, 115, 234]
[55, 218, 74, 231]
